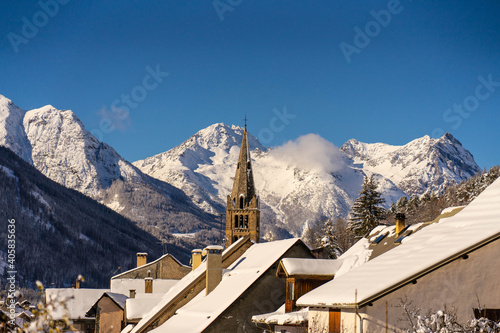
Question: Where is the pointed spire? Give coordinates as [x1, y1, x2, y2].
[225, 124, 260, 247]
[230, 127, 256, 203]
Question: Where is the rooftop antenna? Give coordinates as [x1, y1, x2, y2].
[157, 240, 168, 255]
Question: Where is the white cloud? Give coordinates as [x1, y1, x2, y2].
[269, 134, 345, 173]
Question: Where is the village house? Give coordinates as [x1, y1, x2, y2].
[296, 177, 500, 332]
[88, 251, 192, 332]
[45, 288, 109, 333]
[251, 204, 473, 332]
[87, 292, 128, 333]
[252, 258, 343, 333]
[110, 252, 191, 296]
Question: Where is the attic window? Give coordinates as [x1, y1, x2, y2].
[373, 233, 388, 244]
[239, 197, 244, 209]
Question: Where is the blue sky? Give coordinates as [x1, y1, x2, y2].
[1, 1, 499, 168]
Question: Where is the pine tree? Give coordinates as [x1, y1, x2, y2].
[320, 218, 355, 258]
[349, 175, 386, 238]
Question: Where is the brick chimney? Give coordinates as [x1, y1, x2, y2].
[137, 253, 148, 268]
[396, 213, 406, 234]
[205, 245, 223, 295]
[191, 249, 203, 271]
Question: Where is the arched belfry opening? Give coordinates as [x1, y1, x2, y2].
[225, 125, 260, 247]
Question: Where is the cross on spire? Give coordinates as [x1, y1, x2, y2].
[244, 114, 247, 129]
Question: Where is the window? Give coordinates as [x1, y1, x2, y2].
[234, 215, 238, 228]
[240, 196, 244, 209]
[244, 215, 248, 228]
[239, 215, 243, 228]
[474, 308, 500, 322]
[373, 233, 388, 244]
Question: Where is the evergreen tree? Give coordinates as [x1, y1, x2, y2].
[349, 175, 386, 238]
[320, 218, 355, 258]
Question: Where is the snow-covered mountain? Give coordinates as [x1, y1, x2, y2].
[0, 95, 218, 242]
[0, 95, 32, 163]
[341, 134, 480, 196]
[0, 93, 481, 243]
[133, 123, 480, 239]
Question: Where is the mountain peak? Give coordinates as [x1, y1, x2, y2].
[0, 94, 32, 163]
[342, 133, 480, 196]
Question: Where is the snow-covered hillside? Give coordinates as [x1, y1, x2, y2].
[0, 94, 218, 241]
[134, 123, 480, 239]
[341, 134, 480, 196]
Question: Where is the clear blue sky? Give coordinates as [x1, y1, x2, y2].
[1, 1, 499, 168]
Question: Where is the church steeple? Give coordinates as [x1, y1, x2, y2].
[230, 127, 256, 202]
[225, 126, 260, 247]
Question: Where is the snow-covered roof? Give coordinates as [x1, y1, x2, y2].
[131, 236, 250, 333]
[112, 253, 188, 279]
[86, 292, 128, 317]
[45, 288, 109, 320]
[126, 294, 165, 321]
[252, 304, 309, 325]
[111, 278, 179, 295]
[333, 238, 372, 278]
[122, 324, 134, 333]
[297, 177, 500, 308]
[279, 258, 343, 277]
[105, 292, 128, 309]
[147, 238, 303, 333]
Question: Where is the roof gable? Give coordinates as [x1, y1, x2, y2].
[277, 258, 343, 278]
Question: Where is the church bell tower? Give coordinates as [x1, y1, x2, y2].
[225, 125, 260, 247]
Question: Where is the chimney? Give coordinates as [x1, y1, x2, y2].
[75, 275, 84, 289]
[396, 213, 406, 234]
[137, 253, 148, 267]
[205, 245, 223, 295]
[129, 290, 136, 299]
[191, 249, 203, 271]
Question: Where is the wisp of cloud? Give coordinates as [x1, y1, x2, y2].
[270, 134, 345, 173]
